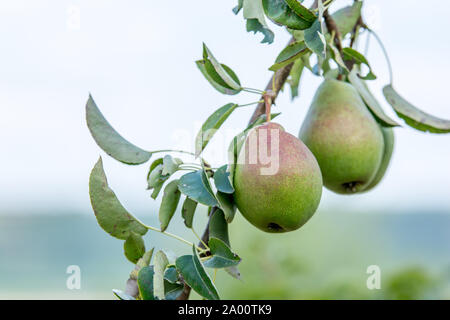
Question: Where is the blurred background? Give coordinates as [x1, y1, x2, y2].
[0, 0, 449, 299]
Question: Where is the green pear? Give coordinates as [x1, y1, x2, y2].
[233, 122, 322, 233]
[299, 79, 384, 194]
[363, 126, 395, 191]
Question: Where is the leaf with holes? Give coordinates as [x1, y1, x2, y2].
[86, 95, 152, 165]
[383, 85, 450, 133]
[348, 69, 399, 127]
[175, 246, 220, 300]
[195, 103, 238, 157]
[89, 158, 147, 240]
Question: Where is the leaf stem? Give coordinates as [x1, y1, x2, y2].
[152, 149, 196, 157]
[367, 29, 393, 84]
[242, 87, 265, 94]
[143, 224, 203, 251]
[191, 227, 209, 249]
[238, 100, 264, 108]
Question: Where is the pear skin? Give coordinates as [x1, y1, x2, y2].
[363, 126, 395, 191]
[299, 79, 384, 194]
[233, 122, 322, 233]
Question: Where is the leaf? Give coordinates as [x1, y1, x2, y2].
[243, 0, 269, 27]
[178, 170, 218, 207]
[153, 251, 169, 300]
[287, 58, 304, 99]
[162, 155, 182, 176]
[181, 197, 197, 228]
[112, 289, 136, 300]
[137, 266, 155, 300]
[263, 0, 316, 30]
[225, 266, 242, 280]
[196, 60, 242, 95]
[195, 103, 238, 157]
[89, 157, 147, 240]
[164, 282, 184, 300]
[213, 165, 234, 194]
[175, 246, 220, 300]
[331, 1, 363, 37]
[202, 44, 241, 91]
[203, 238, 241, 269]
[246, 18, 275, 44]
[123, 232, 146, 264]
[328, 41, 348, 73]
[383, 85, 450, 133]
[304, 20, 326, 59]
[130, 248, 154, 280]
[164, 266, 179, 283]
[216, 192, 237, 223]
[284, 0, 317, 22]
[86, 95, 152, 165]
[159, 180, 181, 232]
[343, 48, 376, 80]
[233, 0, 243, 14]
[209, 209, 230, 246]
[269, 41, 309, 71]
[348, 69, 400, 127]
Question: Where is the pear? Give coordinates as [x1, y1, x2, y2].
[299, 79, 384, 194]
[363, 126, 395, 191]
[233, 122, 322, 233]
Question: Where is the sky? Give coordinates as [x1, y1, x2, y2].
[0, 0, 449, 215]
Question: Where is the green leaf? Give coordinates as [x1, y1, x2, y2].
[196, 60, 241, 95]
[147, 158, 171, 199]
[328, 41, 348, 73]
[203, 238, 241, 269]
[86, 95, 152, 165]
[287, 58, 305, 99]
[181, 197, 197, 228]
[112, 289, 136, 300]
[153, 251, 169, 300]
[246, 19, 275, 44]
[175, 246, 220, 300]
[124, 232, 146, 264]
[331, 1, 363, 37]
[130, 248, 154, 280]
[213, 165, 234, 194]
[216, 192, 236, 223]
[209, 209, 230, 246]
[164, 281, 184, 300]
[202, 44, 241, 91]
[343, 48, 376, 80]
[162, 155, 182, 176]
[269, 41, 309, 71]
[348, 69, 400, 127]
[304, 20, 326, 59]
[178, 170, 218, 207]
[233, 0, 243, 15]
[137, 266, 155, 300]
[195, 103, 238, 157]
[159, 180, 181, 232]
[225, 266, 242, 280]
[243, 0, 269, 27]
[383, 85, 450, 133]
[89, 157, 147, 240]
[263, 0, 316, 30]
[164, 266, 179, 283]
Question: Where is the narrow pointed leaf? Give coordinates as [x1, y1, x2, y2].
[195, 103, 238, 156]
[202, 44, 241, 90]
[304, 20, 326, 59]
[175, 246, 220, 300]
[124, 232, 146, 264]
[209, 209, 230, 246]
[153, 251, 169, 300]
[383, 85, 450, 133]
[196, 60, 241, 95]
[343, 48, 376, 80]
[89, 157, 147, 240]
[348, 69, 400, 127]
[216, 192, 236, 223]
[178, 170, 218, 207]
[181, 197, 197, 228]
[288, 58, 305, 99]
[203, 237, 241, 269]
[331, 1, 363, 37]
[213, 165, 234, 194]
[86, 95, 151, 165]
[112, 289, 136, 300]
[159, 180, 181, 232]
[269, 41, 309, 71]
[137, 266, 155, 300]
